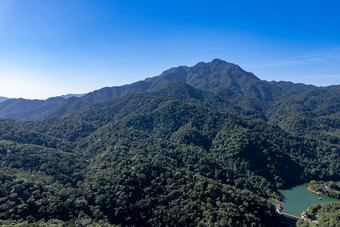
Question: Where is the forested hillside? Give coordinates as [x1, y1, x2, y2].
[0, 60, 339, 226]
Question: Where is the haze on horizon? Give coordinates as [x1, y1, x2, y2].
[0, 0, 339, 99]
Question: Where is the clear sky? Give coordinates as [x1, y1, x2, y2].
[0, 0, 339, 99]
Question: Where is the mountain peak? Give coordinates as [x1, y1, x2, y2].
[211, 58, 228, 65]
[194, 58, 236, 68]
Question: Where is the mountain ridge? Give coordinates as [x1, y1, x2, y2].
[0, 59, 330, 121]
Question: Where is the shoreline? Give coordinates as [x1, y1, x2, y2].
[271, 198, 283, 203]
[306, 187, 319, 195]
[307, 186, 339, 199]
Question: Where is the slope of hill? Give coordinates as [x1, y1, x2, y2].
[0, 94, 83, 121]
[25, 82, 257, 143]
[0, 97, 65, 121]
[0, 97, 9, 103]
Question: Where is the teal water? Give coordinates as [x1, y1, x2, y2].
[278, 183, 340, 216]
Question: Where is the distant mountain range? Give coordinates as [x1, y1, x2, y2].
[0, 93, 84, 120]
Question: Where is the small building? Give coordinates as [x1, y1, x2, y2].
[276, 204, 282, 213]
[301, 211, 308, 219]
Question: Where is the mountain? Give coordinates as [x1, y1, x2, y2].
[0, 59, 323, 121]
[0, 59, 339, 226]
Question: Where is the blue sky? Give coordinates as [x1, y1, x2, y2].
[0, 0, 339, 99]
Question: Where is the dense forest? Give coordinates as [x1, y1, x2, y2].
[0, 60, 339, 226]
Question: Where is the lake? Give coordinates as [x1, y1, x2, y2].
[277, 182, 340, 216]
